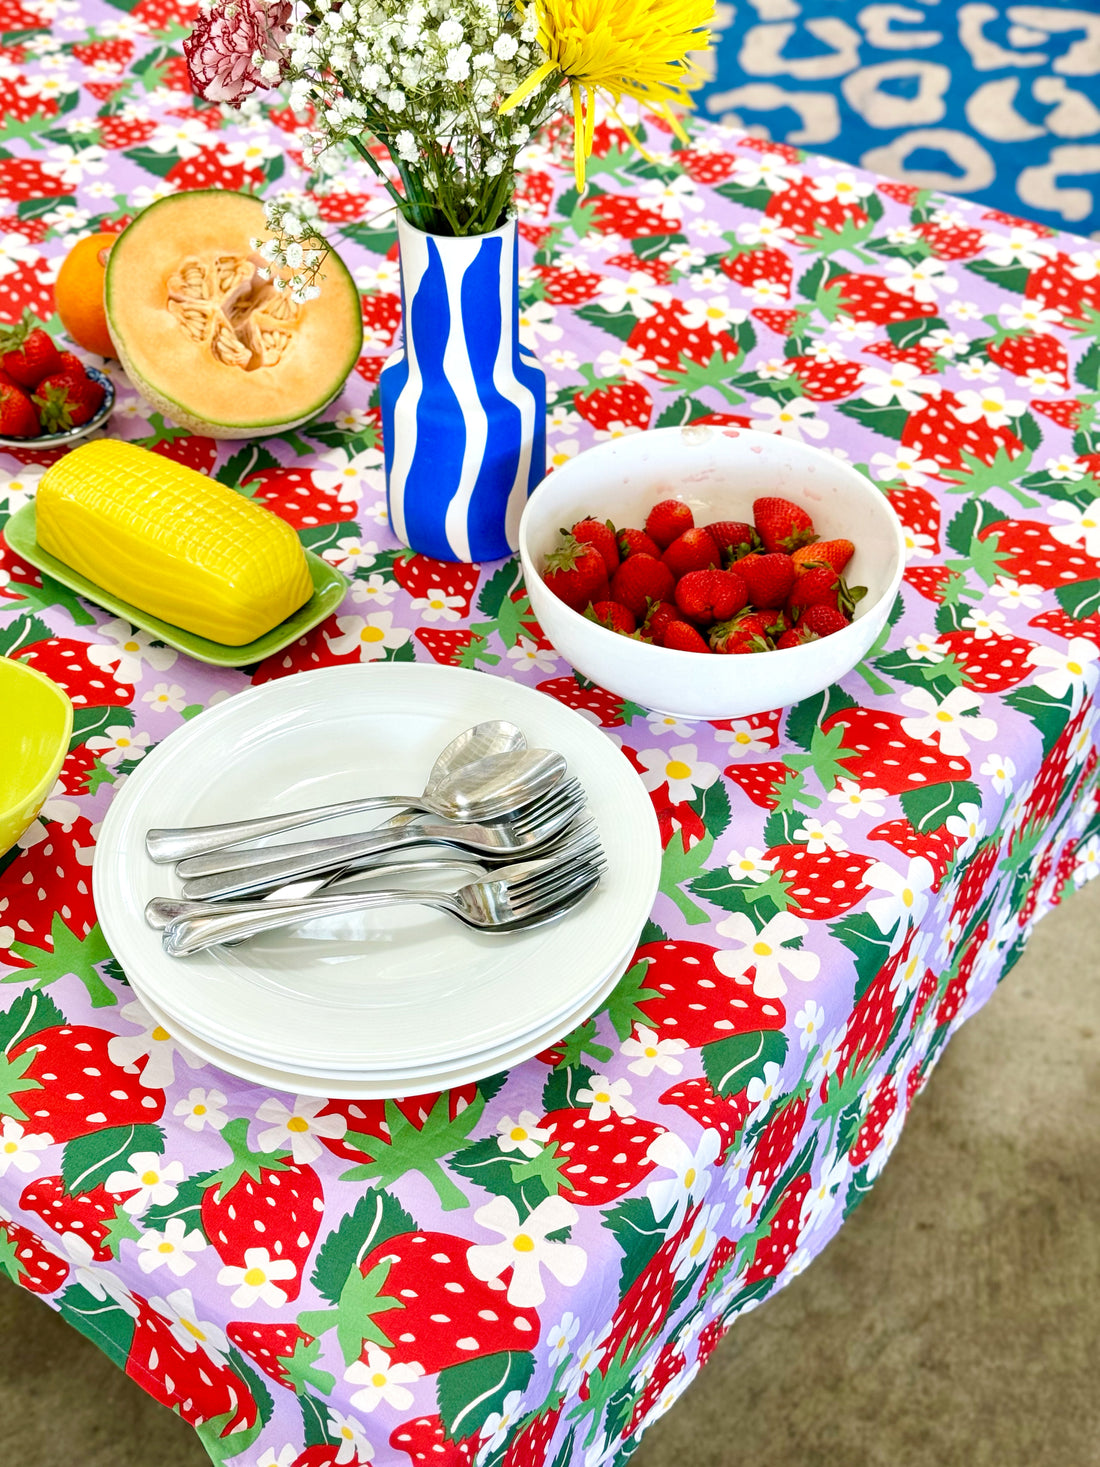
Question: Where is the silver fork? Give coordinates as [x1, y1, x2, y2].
[178, 779, 587, 903]
[161, 849, 606, 957]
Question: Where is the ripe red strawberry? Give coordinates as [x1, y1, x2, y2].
[937, 629, 1033, 692]
[99, 113, 159, 149]
[1025, 252, 1100, 316]
[641, 601, 680, 641]
[0, 213, 47, 245]
[501, 1405, 562, 1467]
[797, 604, 850, 638]
[786, 564, 840, 615]
[743, 1172, 812, 1284]
[1034, 399, 1086, 431]
[393, 552, 479, 617]
[911, 966, 939, 1025]
[531, 264, 602, 304]
[539, 1108, 666, 1205]
[864, 338, 938, 374]
[0, 815, 96, 967]
[3, 1025, 165, 1142]
[900, 391, 1024, 470]
[706, 520, 758, 563]
[821, 706, 972, 795]
[200, 1119, 322, 1302]
[627, 302, 740, 372]
[226, 1320, 316, 1391]
[390, 1417, 475, 1467]
[633, 939, 787, 1047]
[753, 496, 815, 555]
[725, 761, 795, 809]
[619, 526, 662, 560]
[710, 609, 777, 654]
[789, 353, 863, 401]
[695, 1316, 730, 1369]
[353, 1228, 541, 1373]
[753, 306, 805, 335]
[34, 370, 105, 431]
[646, 499, 694, 548]
[573, 377, 652, 432]
[720, 245, 793, 296]
[542, 534, 609, 611]
[0, 314, 61, 390]
[602, 1204, 700, 1364]
[886, 483, 941, 552]
[19, 1175, 136, 1261]
[127, 1294, 255, 1433]
[747, 1090, 808, 1198]
[240, 466, 349, 529]
[837, 933, 916, 1087]
[766, 177, 865, 238]
[513, 167, 554, 218]
[662, 527, 719, 579]
[765, 844, 875, 919]
[536, 674, 640, 726]
[570, 516, 620, 574]
[0, 1218, 69, 1294]
[314, 191, 374, 223]
[149, 432, 217, 475]
[978, 519, 1100, 589]
[659, 1076, 752, 1159]
[867, 819, 958, 890]
[13, 636, 130, 706]
[776, 625, 813, 649]
[586, 600, 635, 635]
[610, 553, 675, 617]
[675, 568, 747, 625]
[314, 1087, 480, 1167]
[661, 618, 709, 652]
[589, 193, 670, 238]
[849, 1075, 898, 1167]
[0, 381, 39, 437]
[904, 564, 954, 602]
[987, 331, 1068, 387]
[628, 1341, 687, 1433]
[824, 272, 939, 326]
[414, 627, 485, 667]
[792, 538, 854, 575]
[914, 221, 984, 260]
[733, 551, 795, 609]
[1028, 607, 1100, 642]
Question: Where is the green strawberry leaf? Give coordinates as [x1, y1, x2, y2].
[69, 704, 135, 751]
[7, 916, 115, 1009]
[944, 498, 1003, 556]
[56, 1283, 136, 1371]
[542, 1017, 613, 1069]
[601, 1196, 665, 1294]
[61, 1123, 165, 1194]
[438, 1351, 536, 1443]
[964, 258, 1029, 293]
[541, 1062, 596, 1113]
[899, 779, 981, 833]
[1076, 342, 1100, 391]
[886, 315, 946, 348]
[0, 989, 66, 1054]
[702, 1029, 788, 1098]
[843, 1163, 875, 1219]
[449, 1135, 564, 1212]
[142, 1168, 215, 1233]
[688, 865, 787, 922]
[477, 559, 523, 618]
[217, 443, 281, 488]
[659, 829, 714, 925]
[299, 1254, 405, 1363]
[836, 398, 910, 439]
[575, 303, 636, 343]
[714, 180, 775, 212]
[785, 721, 858, 793]
[340, 1091, 485, 1210]
[785, 686, 856, 752]
[298, 1391, 333, 1448]
[226, 1347, 274, 1429]
[310, 1188, 416, 1305]
[1003, 684, 1076, 759]
[830, 910, 899, 994]
[1055, 578, 1100, 622]
[600, 957, 660, 1043]
[688, 779, 731, 839]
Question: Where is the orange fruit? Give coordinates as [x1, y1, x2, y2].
[55, 231, 116, 358]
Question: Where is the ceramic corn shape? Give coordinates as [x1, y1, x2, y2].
[35, 439, 313, 645]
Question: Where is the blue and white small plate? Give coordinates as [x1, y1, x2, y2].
[0, 365, 114, 450]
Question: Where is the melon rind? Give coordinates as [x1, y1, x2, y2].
[104, 190, 364, 440]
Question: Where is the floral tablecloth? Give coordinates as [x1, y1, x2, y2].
[4, 5, 1100, 1466]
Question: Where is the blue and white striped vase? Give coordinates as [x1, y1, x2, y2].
[381, 214, 547, 564]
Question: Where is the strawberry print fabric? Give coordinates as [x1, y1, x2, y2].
[3, 5, 1100, 1467]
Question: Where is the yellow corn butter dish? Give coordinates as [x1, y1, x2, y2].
[36, 438, 314, 645]
[0, 655, 73, 856]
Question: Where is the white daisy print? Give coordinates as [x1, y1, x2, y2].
[323, 537, 379, 575]
[791, 817, 847, 854]
[141, 682, 187, 713]
[136, 1218, 206, 1277]
[506, 637, 558, 675]
[575, 1073, 635, 1121]
[951, 386, 1024, 429]
[105, 1153, 185, 1216]
[859, 361, 934, 411]
[107, 1001, 202, 1090]
[596, 271, 670, 318]
[1044, 454, 1085, 482]
[345, 1345, 422, 1413]
[1048, 499, 1100, 558]
[725, 847, 778, 883]
[645, 1129, 721, 1233]
[884, 257, 957, 302]
[479, 1389, 525, 1454]
[85, 727, 150, 767]
[713, 910, 820, 998]
[547, 1312, 580, 1363]
[325, 1411, 373, 1465]
[218, 1247, 297, 1309]
[325, 612, 411, 662]
[1026, 638, 1100, 705]
[899, 686, 997, 756]
[496, 1110, 550, 1159]
[979, 753, 1016, 795]
[989, 576, 1043, 611]
[904, 631, 946, 663]
[958, 608, 1011, 640]
[172, 1088, 228, 1132]
[860, 856, 935, 935]
[255, 1095, 347, 1164]
[87, 621, 177, 683]
[0, 1117, 52, 1176]
[637, 744, 720, 802]
[795, 999, 825, 1050]
[715, 720, 774, 757]
[944, 802, 986, 855]
[827, 778, 887, 819]
[467, 1195, 586, 1307]
[620, 1023, 688, 1077]
[647, 713, 697, 738]
[748, 396, 828, 441]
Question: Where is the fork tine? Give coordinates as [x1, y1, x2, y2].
[509, 843, 604, 897]
[508, 860, 606, 914]
[508, 863, 604, 919]
[512, 778, 585, 833]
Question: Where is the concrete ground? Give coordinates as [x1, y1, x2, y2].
[3, 878, 1099, 1467]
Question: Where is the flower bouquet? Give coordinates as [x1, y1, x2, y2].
[185, 0, 713, 562]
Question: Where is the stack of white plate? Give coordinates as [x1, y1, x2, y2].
[94, 665, 661, 1098]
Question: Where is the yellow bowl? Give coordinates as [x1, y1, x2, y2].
[0, 655, 74, 855]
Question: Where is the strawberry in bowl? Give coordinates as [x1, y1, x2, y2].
[0, 313, 113, 446]
[518, 426, 905, 721]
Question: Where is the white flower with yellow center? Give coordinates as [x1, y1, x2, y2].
[147, 116, 212, 157]
[959, 608, 1011, 640]
[830, 316, 876, 343]
[1074, 835, 1100, 888]
[952, 384, 1025, 428]
[809, 1026, 845, 1086]
[800, 1155, 849, 1234]
[256, 1447, 297, 1467]
[1018, 366, 1064, 395]
[1069, 249, 1100, 282]
[467, 1195, 586, 1306]
[748, 396, 828, 442]
[1026, 637, 1100, 706]
[741, 276, 788, 306]
[107, 999, 203, 1089]
[736, 217, 795, 247]
[945, 802, 985, 856]
[136, 1218, 206, 1278]
[725, 846, 777, 883]
[647, 712, 695, 738]
[956, 355, 1002, 384]
[548, 436, 579, 470]
[518, 297, 562, 347]
[326, 611, 411, 662]
[562, 1326, 609, 1394]
[0, 1117, 52, 1177]
[256, 1094, 347, 1163]
[989, 575, 1042, 611]
[86, 726, 150, 767]
[87, 619, 177, 682]
[506, 635, 558, 674]
[791, 818, 847, 854]
[620, 1023, 687, 1078]
[713, 910, 819, 998]
[596, 343, 657, 380]
[904, 631, 946, 663]
[826, 778, 887, 820]
[869, 446, 939, 487]
[899, 686, 997, 756]
[575, 1072, 635, 1121]
[0, 462, 43, 510]
[639, 173, 703, 219]
[671, 1200, 723, 1280]
[142, 682, 187, 714]
[756, 356, 795, 380]
[999, 300, 1062, 331]
[795, 999, 825, 1050]
[979, 228, 1056, 270]
[646, 1129, 720, 1232]
[637, 743, 720, 803]
[979, 752, 1016, 795]
[680, 292, 747, 336]
[221, 135, 282, 169]
[478, 1388, 525, 1453]
[172, 1087, 228, 1132]
[409, 585, 465, 623]
[106, 1152, 185, 1216]
[661, 241, 705, 270]
[1049, 498, 1100, 557]
[859, 360, 934, 412]
[544, 346, 580, 373]
[811, 170, 873, 204]
[715, 719, 773, 757]
[889, 929, 932, 997]
[860, 855, 935, 935]
[345, 1344, 423, 1412]
[313, 447, 385, 504]
[884, 257, 957, 302]
[730, 152, 800, 193]
[325, 1410, 373, 1465]
[496, 1109, 550, 1159]
[596, 270, 671, 319]
[218, 1246, 298, 1309]
[323, 538, 380, 575]
[1044, 453, 1085, 482]
[733, 1175, 765, 1225]
[920, 327, 971, 358]
[547, 1311, 580, 1363]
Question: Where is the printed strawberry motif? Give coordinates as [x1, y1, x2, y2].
[225, 1320, 316, 1391]
[867, 818, 957, 889]
[986, 331, 1068, 387]
[2, 1025, 165, 1142]
[738, 136, 802, 163]
[0, 159, 66, 201]
[165, 147, 256, 194]
[911, 965, 939, 1024]
[864, 339, 937, 374]
[602, 1203, 700, 1365]
[914, 222, 983, 259]
[1033, 399, 1085, 430]
[695, 1316, 729, 1369]
[502, 1403, 562, 1467]
[978, 520, 1100, 589]
[628, 1342, 686, 1434]
[251, 615, 357, 684]
[538, 1108, 665, 1205]
[0, 76, 58, 123]
[200, 1119, 323, 1302]
[1025, 252, 1100, 316]
[589, 193, 670, 238]
[720, 246, 793, 297]
[71, 37, 135, 66]
[900, 391, 1024, 470]
[315, 192, 375, 223]
[84, 79, 125, 101]
[633, 940, 787, 1047]
[353, 1228, 541, 1373]
[765, 844, 875, 919]
[825, 272, 938, 326]
[1028, 607, 1100, 642]
[835, 941, 910, 1087]
[13, 636, 131, 706]
[677, 149, 738, 185]
[573, 377, 653, 431]
[126, 1295, 256, 1433]
[746, 1090, 808, 1197]
[0, 815, 96, 966]
[515, 168, 554, 218]
[742, 1171, 811, 1284]
[314, 1087, 480, 1167]
[903, 565, 954, 602]
[536, 674, 641, 727]
[765, 178, 865, 238]
[949, 838, 1002, 921]
[99, 113, 158, 149]
[532, 264, 603, 305]
[19, 1175, 137, 1260]
[129, 0, 201, 28]
[752, 306, 804, 335]
[934, 921, 988, 1027]
[0, 213, 49, 244]
[605, 250, 672, 285]
[0, 1218, 69, 1294]
[822, 706, 971, 795]
[936, 628, 1034, 691]
[788, 354, 863, 401]
[150, 434, 218, 474]
[879, 181, 920, 204]
[885, 483, 941, 551]
[393, 553, 479, 617]
[848, 1075, 898, 1167]
[0, 0, 44, 27]
[0, 253, 54, 321]
[414, 627, 489, 667]
[1014, 702, 1093, 838]
[243, 466, 352, 529]
[361, 290, 402, 347]
[390, 1415, 475, 1467]
[725, 760, 795, 809]
[659, 1076, 750, 1159]
[627, 302, 740, 372]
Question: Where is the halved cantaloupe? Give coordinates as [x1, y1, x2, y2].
[104, 190, 363, 439]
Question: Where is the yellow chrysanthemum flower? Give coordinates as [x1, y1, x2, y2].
[501, 0, 714, 189]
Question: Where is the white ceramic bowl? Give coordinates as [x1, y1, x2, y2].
[519, 425, 905, 721]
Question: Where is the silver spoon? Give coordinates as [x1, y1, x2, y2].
[144, 720, 538, 864]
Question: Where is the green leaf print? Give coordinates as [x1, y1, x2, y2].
[7, 916, 115, 1009]
[900, 780, 982, 833]
[61, 1123, 165, 1195]
[702, 1029, 788, 1098]
[310, 1188, 417, 1305]
[340, 1091, 486, 1210]
[437, 1351, 536, 1443]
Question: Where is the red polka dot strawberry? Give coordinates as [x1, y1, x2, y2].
[0, 1216, 69, 1294]
[225, 1320, 319, 1392]
[913, 221, 984, 260]
[745, 1083, 810, 1199]
[742, 1170, 812, 1285]
[724, 760, 797, 809]
[389, 1414, 476, 1467]
[1024, 251, 1100, 317]
[867, 818, 958, 891]
[821, 705, 972, 795]
[19, 1174, 138, 1261]
[848, 1073, 899, 1168]
[243, 465, 354, 530]
[627, 1340, 687, 1435]
[900, 390, 1024, 471]
[536, 1107, 666, 1206]
[659, 1075, 751, 1160]
[125, 1293, 257, 1433]
[8, 631, 133, 707]
[393, 552, 479, 618]
[719, 244, 793, 298]
[979, 519, 1100, 590]
[821, 271, 938, 326]
[763, 844, 876, 920]
[501, 1403, 563, 1467]
[572, 371, 653, 432]
[936, 628, 1035, 692]
[0, 813, 96, 968]
[632, 940, 787, 1048]
[588, 193, 670, 238]
[536, 674, 644, 727]
[627, 301, 740, 372]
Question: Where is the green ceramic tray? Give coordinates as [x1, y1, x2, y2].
[4, 501, 348, 668]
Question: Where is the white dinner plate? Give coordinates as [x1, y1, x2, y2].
[95, 664, 660, 1072]
[123, 928, 634, 1098]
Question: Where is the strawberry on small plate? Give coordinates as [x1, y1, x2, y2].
[0, 364, 114, 448]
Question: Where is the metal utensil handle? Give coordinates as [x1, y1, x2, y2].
[145, 793, 420, 864]
[164, 889, 454, 957]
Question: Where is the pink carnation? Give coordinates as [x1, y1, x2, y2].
[184, 0, 291, 107]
